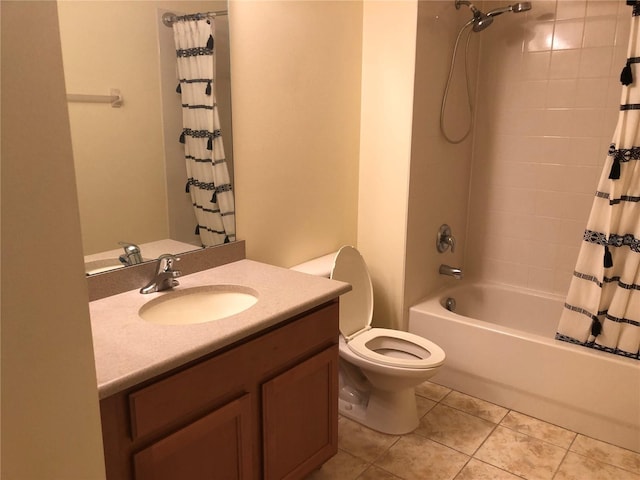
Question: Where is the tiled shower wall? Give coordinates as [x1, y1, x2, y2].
[466, 0, 630, 295]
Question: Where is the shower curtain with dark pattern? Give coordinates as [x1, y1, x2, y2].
[556, 2, 640, 360]
[172, 15, 235, 247]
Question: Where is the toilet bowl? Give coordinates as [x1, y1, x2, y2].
[293, 246, 445, 434]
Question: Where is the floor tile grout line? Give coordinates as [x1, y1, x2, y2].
[427, 384, 585, 452]
[417, 388, 505, 460]
[365, 463, 404, 480]
[550, 442, 573, 480]
[440, 390, 511, 423]
[409, 429, 475, 458]
[355, 431, 403, 477]
[566, 448, 640, 476]
[351, 457, 373, 480]
[428, 382, 594, 440]
[572, 431, 640, 461]
[451, 455, 473, 480]
[467, 458, 530, 480]
[434, 399, 508, 425]
[496, 420, 577, 450]
[469, 411, 504, 458]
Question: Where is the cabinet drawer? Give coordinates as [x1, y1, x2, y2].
[128, 301, 338, 440]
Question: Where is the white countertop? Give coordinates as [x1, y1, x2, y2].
[84, 238, 200, 263]
[90, 259, 350, 398]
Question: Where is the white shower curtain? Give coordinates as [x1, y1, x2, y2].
[173, 14, 235, 246]
[556, 2, 640, 360]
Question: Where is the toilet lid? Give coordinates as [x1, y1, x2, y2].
[330, 246, 373, 338]
[348, 328, 446, 369]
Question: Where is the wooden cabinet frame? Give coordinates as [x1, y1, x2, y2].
[100, 301, 339, 480]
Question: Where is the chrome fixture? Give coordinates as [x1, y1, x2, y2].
[437, 224, 457, 253]
[140, 254, 182, 294]
[439, 264, 464, 280]
[161, 10, 228, 28]
[486, 2, 532, 17]
[454, 1, 531, 32]
[118, 241, 143, 266]
[445, 297, 457, 312]
[441, 1, 532, 143]
[454, 0, 493, 32]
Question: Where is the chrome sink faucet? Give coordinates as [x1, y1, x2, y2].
[439, 264, 464, 280]
[118, 241, 143, 266]
[140, 254, 182, 294]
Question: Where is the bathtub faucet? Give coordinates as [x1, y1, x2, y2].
[439, 264, 463, 280]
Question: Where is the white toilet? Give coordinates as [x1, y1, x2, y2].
[293, 246, 445, 435]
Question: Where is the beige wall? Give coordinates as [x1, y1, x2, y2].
[404, 0, 477, 327]
[231, 1, 362, 268]
[467, 0, 628, 295]
[358, 0, 418, 330]
[1, 2, 105, 478]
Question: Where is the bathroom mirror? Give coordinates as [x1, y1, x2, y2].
[57, 0, 234, 275]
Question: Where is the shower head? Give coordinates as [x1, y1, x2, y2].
[471, 13, 493, 32]
[486, 2, 532, 17]
[455, 1, 531, 32]
[455, 0, 494, 32]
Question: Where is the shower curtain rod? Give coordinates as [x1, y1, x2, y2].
[162, 10, 228, 27]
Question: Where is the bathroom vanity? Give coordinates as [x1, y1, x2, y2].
[90, 259, 350, 480]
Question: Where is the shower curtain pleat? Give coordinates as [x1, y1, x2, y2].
[556, 3, 640, 360]
[172, 16, 235, 247]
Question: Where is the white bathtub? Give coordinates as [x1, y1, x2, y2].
[408, 282, 640, 452]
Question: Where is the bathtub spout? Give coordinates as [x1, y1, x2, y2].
[439, 264, 463, 280]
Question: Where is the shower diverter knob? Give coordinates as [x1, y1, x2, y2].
[437, 224, 456, 253]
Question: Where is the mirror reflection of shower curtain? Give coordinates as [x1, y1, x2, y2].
[556, 2, 640, 360]
[173, 15, 235, 247]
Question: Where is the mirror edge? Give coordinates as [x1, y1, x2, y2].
[87, 240, 245, 302]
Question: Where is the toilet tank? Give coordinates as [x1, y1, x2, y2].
[290, 252, 337, 278]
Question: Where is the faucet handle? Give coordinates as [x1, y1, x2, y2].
[437, 224, 456, 253]
[157, 253, 180, 272]
[447, 235, 456, 253]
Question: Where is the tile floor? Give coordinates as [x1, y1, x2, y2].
[306, 381, 640, 480]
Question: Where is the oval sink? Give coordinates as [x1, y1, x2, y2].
[139, 285, 259, 325]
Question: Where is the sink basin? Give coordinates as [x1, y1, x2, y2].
[138, 285, 259, 325]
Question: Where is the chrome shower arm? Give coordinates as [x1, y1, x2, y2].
[486, 6, 511, 17]
[455, 0, 480, 15]
[456, 0, 482, 18]
[455, 0, 472, 8]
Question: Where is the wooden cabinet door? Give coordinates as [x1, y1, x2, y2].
[134, 394, 253, 480]
[262, 346, 338, 480]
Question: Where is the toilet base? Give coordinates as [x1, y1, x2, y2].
[338, 387, 419, 435]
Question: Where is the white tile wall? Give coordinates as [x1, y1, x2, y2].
[466, 0, 630, 295]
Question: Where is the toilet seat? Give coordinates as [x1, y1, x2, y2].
[348, 328, 445, 369]
[331, 246, 445, 370]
